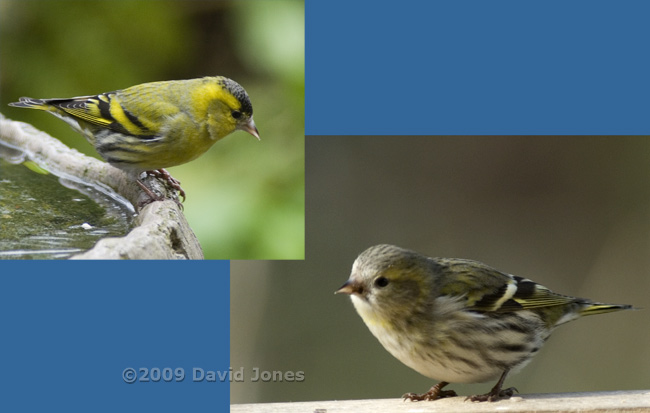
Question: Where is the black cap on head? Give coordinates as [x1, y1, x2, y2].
[219, 77, 253, 116]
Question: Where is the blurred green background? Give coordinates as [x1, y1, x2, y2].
[232, 136, 650, 403]
[0, 0, 304, 259]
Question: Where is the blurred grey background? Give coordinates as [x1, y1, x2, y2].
[232, 136, 650, 403]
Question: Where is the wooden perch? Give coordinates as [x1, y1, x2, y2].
[0, 113, 203, 259]
[230, 391, 650, 413]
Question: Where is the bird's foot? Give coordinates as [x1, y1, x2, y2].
[403, 381, 457, 402]
[466, 387, 517, 402]
[136, 176, 183, 211]
[147, 169, 186, 202]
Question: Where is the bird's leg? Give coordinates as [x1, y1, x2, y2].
[403, 381, 457, 401]
[136, 178, 183, 211]
[135, 171, 183, 210]
[147, 168, 186, 202]
[467, 369, 517, 402]
[136, 178, 163, 207]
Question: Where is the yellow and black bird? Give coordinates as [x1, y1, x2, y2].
[9, 76, 260, 203]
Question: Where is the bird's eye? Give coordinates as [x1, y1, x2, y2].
[231, 110, 242, 119]
[374, 276, 389, 288]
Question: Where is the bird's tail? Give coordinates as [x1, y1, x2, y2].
[8, 97, 49, 110]
[580, 302, 634, 317]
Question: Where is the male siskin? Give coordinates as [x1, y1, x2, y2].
[337, 244, 633, 402]
[9, 76, 259, 203]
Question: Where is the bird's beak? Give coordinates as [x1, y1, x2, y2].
[240, 118, 260, 140]
[335, 279, 363, 295]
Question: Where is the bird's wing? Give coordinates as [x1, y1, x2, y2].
[437, 259, 576, 313]
[44, 94, 158, 138]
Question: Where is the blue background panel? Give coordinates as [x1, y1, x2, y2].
[306, 0, 650, 135]
[0, 261, 230, 412]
